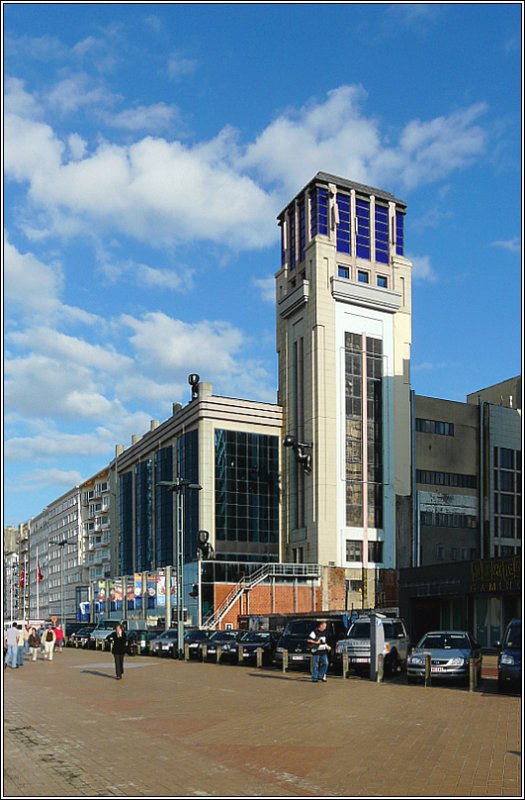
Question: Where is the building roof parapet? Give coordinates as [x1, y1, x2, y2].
[278, 171, 407, 219]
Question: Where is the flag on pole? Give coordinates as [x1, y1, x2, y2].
[19, 570, 25, 588]
[37, 561, 43, 582]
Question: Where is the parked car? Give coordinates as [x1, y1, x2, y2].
[125, 629, 159, 656]
[198, 629, 242, 662]
[497, 618, 521, 693]
[407, 631, 481, 685]
[228, 630, 281, 666]
[149, 629, 179, 656]
[335, 616, 410, 677]
[89, 620, 121, 649]
[73, 626, 96, 648]
[66, 624, 93, 646]
[275, 618, 347, 672]
[183, 629, 213, 659]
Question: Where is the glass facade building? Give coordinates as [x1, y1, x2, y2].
[215, 429, 279, 561]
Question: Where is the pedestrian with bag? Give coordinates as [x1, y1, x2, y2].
[308, 620, 331, 683]
[43, 625, 56, 660]
[28, 627, 41, 661]
[107, 623, 127, 680]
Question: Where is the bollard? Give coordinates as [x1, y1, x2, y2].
[256, 647, 263, 669]
[216, 645, 222, 664]
[202, 644, 207, 661]
[238, 645, 244, 664]
[282, 649, 288, 673]
[377, 653, 384, 683]
[342, 653, 349, 679]
[184, 643, 190, 661]
[424, 654, 432, 687]
[469, 658, 477, 692]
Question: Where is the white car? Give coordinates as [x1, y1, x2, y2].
[149, 629, 179, 656]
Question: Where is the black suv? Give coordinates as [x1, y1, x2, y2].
[275, 618, 347, 671]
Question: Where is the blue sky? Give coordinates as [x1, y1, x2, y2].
[3, 3, 522, 525]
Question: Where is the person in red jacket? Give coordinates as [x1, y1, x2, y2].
[54, 624, 65, 652]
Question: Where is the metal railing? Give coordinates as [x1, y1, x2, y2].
[202, 563, 321, 629]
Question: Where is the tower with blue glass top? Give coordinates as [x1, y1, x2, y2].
[276, 172, 413, 607]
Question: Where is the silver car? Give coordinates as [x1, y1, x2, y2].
[407, 631, 482, 684]
[149, 629, 179, 656]
[335, 617, 410, 676]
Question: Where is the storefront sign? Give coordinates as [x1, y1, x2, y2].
[470, 556, 521, 594]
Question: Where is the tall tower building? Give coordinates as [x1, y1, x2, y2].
[276, 172, 413, 600]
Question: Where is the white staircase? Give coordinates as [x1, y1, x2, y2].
[202, 563, 320, 630]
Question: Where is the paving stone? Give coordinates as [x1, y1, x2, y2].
[2, 649, 522, 797]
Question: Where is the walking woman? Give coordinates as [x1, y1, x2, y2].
[108, 623, 127, 680]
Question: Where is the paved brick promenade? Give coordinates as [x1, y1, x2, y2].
[3, 648, 521, 798]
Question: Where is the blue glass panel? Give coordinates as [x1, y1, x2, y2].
[357, 244, 370, 259]
[376, 251, 389, 264]
[377, 275, 388, 287]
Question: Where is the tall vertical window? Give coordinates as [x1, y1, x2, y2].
[345, 333, 383, 528]
[298, 198, 306, 262]
[119, 472, 133, 574]
[135, 460, 153, 571]
[336, 192, 351, 254]
[375, 204, 389, 264]
[289, 209, 296, 269]
[395, 210, 405, 256]
[280, 221, 285, 266]
[355, 198, 370, 259]
[178, 431, 199, 563]
[366, 336, 383, 528]
[310, 187, 329, 238]
[155, 446, 173, 568]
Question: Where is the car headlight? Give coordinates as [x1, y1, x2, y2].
[276, 647, 284, 653]
[501, 654, 515, 665]
[336, 644, 342, 654]
[409, 655, 425, 666]
[448, 657, 465, 666]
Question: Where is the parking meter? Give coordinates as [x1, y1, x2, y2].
[370, 612, 386, 681]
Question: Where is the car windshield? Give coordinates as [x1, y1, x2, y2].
[184, 630, 209, 642]
[283, 621, 318, 637]
[240, 632, 271, 643]
[210, 631, 237, 642]
[346, 621, 399, 639]
[504, 622, 522, 649]
[419, 633, 470, 650]
[160, 630, 178, 639]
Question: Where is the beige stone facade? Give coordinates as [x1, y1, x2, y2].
[275, 172, 413, 609]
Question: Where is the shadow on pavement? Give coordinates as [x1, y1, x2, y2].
[247, 672, 313, 682]
[81, 669, 117, 680]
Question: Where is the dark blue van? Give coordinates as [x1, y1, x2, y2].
[497, 618, 521, 693]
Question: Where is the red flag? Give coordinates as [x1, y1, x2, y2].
[37, 561, 43, 582]
[19, 570, 25, 588]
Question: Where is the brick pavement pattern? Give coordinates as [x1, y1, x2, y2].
[3, 648, 521, 797]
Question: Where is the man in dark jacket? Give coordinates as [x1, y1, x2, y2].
[108, 623, 127, 680]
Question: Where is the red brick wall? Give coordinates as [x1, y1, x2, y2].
[213, 582, 322, 629]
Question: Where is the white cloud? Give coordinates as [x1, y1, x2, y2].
[9, 468, 85, 493]
[167, 52, 197, 81]
[4, 236, 63, 318]
[409, 253, 437, 283]
[4, 84, 490, 250]
[44, 74, 119, 115]
[491, 237, 521, 254]
[104, 102, 181, 133]
[252, 276, 275, 304]
[8, 327, 132, 373]
[4, 353, 122, 421]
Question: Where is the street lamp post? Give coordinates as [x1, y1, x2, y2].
[49, 539, 67, 629]
[157, 479, 202, 659]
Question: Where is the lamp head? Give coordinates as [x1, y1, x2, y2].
[283, 434, 296, 448]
